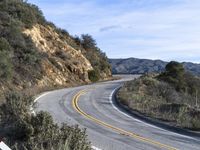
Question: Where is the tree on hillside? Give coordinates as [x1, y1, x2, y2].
[73, 35, 81, 45]
[165, 61, 185, 78]
[81, 34, 96, 50]
[158, 61, 186, 91]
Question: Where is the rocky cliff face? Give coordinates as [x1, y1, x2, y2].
[23, 24, 93, 87]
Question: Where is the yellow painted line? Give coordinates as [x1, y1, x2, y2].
[72, 90, 178, 150]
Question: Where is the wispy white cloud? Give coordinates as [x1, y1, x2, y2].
[28, 0, 200, 63]
[99, 25, 121, 32]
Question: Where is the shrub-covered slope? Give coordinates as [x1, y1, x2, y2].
[117, 61, 200, 130]
[0, 0, 111, 94]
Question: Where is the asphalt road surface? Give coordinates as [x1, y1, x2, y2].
[35, 75, 200, 150]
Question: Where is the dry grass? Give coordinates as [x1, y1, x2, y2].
[117, 75, 200, 130]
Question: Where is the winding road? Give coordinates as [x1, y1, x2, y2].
[35, 75, 200, 150]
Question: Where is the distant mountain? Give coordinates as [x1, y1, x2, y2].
[109, 58, 200, 76]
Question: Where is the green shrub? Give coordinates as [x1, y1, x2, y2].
[88, 69, 100, 82]
[0, 37, 11, 51]
[0, 51, 12, 80]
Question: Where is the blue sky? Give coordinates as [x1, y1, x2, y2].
[28, 0, 200, 63]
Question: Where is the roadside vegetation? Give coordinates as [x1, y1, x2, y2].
[0, 92, 91, 150]
[117, 61, 200, 130]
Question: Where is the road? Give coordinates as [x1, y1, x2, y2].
[35, 75, 200, 150]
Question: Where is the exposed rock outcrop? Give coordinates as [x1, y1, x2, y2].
[23, 24, 93, 87]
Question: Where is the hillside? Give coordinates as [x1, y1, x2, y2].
[109, 58, 200, 76]
[0, 0, 111, 149]
[117, 62, 200, 130]
[0, 0, 111, 95]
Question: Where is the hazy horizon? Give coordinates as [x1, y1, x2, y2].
[28, 0, 200, 63]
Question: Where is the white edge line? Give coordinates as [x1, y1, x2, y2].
[92, 146, 102, 150]
[109, 86, 196, 140]
[31, 92, 50, 115]
[0, 141, 11, 150]
[34, 92, 50, 103]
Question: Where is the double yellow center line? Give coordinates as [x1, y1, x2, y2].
[72, 90, 178, 150]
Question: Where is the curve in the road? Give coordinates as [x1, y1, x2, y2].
[35, 75, 200, 150]
[72, 89, 177, 150]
